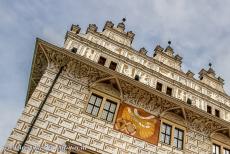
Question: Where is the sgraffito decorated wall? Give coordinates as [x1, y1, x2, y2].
[114, 103, 161, 145]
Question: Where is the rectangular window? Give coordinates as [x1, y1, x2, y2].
[215, 109, 220, 117]
[98, 56, 106, 66]
[187, 98, 192, 105]
[166, 87, 172, 96]
[101, 100, 117, 122]
[207, 105, 212, 114]
[224, 148, 230, 154]
[174, 128, 184, 150]
[86, 94, 103, 116]
[213, 144, 220, 154]
[109, 61, 117, 70]
[161, 123, 172, 145]
[156, 82, 163, 91]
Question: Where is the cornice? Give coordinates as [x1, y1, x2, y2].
[66, 33, 230, 111]
[32, 38, 230, 132]
[71, 31, 230, 100]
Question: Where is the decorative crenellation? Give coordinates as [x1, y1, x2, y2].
[64, 23, 230, 115]
[64, 34, 230, 123]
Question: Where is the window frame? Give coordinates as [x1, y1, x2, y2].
[101, 99, 117, 122]
[166, 87, 173, 96]
[215, 109, 220, 118]
[109, 61, 117, 71]
[85, 90, 120, 124]
[174, 127, 184, 150]
[212, 140, 230, 154]
[85, 94, 103, 116]
[160, 123, 172, 145]
[156, 82, 163, 91]
[160, 119, 186, 151]
[213, 144, 221, 154]
[224, 148, 230, 154]
[207, 105, 212, 114]
[98, 56, 107, 66]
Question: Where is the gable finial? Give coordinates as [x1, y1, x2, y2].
[168, 40, 171, 46]
[209, 62, 212, 68]
[122, 18, 126, 23]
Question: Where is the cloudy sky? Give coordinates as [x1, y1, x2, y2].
[1, 0, 230, 148]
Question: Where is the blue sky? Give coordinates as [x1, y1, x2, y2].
[1, 0, 230, 148]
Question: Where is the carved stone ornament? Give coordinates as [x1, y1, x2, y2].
[26, 45, 48, 100]
[43, 46, 110, 84]
[119, 80, 177, 116]
[185, 109, 226, 136]
[87, 24, 98, 33]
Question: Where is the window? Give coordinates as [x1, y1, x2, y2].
[160, 120, 185, 151]
[109, 61, 117, 70]
[224, 148, 230, 154]
[161, 123, 172, 145]
[101, 100, 117, 122]
[215, 109, 220, 117]
[174, 128, 184, 150]
[71, 47, 78, 53]
[213, 144, 220, 154]
[187, 98, 192, 105]
[134, 75, 140, 81]
[98, 56, 106, 66]
[156, 82, 163, 91]
[166, 87, 172, 96]
[207, 105, 212, 114]
[86, 93, 118, 123]
[86, 94, 102, 116]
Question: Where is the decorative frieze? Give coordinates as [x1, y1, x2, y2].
[120, 134, 133, 144]
[66, 104, 81, 114]
[87, 129, 101, 140]
[20, 114, 34, 123]
[76, 134, 91, 145]
[82, 118, 96, 129]
[43, 104, 56, 113]
[10, 130, 25, 141]
[52, 99, 68, 109]
[67, 80, 82, 91]
[27, 136, 43, 147]
[45, 113, 61, 124]
[104, 144, 118, 154]
[62, 94, 76, 104]
[53, 135, 69, 145]
[73, 124, 88, 135]
[62, 128, 77, 140]
[113, 138, 126, 149]
[59, 84, 73, 94]
[47, 123, 63, 134]
[38, 130, 55, 141]
[108, 129, 121, 139]
[95, 123, 108, 134]
[126, 143, 139, 153]
[68, 113, 83, 124]
[133, 138, 145, 148]
[36, 119, 49, 129]
[54, 108, 69, 119]
[71, 90, 85, 100]
[50, 88, 62, 98]
[100, 134, 114, 145]
[90, 139, 104, 150]
[28, 99, 42, 108]
[59, 119, 74, 129]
